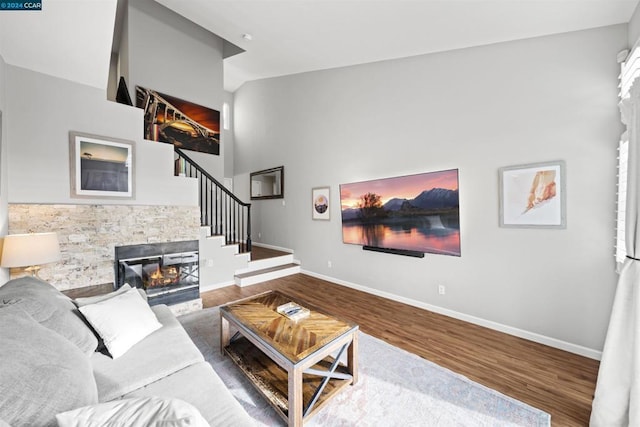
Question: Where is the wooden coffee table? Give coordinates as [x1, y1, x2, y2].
[220, 290, 359, 426]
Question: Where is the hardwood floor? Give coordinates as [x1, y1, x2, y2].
[250, 245, 291, 261]
[202, 273, 599, 426]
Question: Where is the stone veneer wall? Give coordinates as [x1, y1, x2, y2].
[8, 204, 201, 291]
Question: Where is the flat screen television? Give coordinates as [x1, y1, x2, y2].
[340, 169, 460, 257]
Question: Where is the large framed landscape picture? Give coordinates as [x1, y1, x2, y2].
[340, 169, 461, 256]
[69, 132, 135, 199]
[136, 86, 220, 155]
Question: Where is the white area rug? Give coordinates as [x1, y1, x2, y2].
[179, 307, 551, 426]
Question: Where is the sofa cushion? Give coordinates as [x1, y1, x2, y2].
[92, 304, 205, 402]
[0, 276, 98, 354]
[56, 396, 210, 427]
[0, 304, 98, 427]
[78, 287, 162, 359]
[125, 362, 255, 427]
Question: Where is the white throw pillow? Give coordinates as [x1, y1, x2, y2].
[56, 396, 210, 427]
[74, 284, 148, 307]
[74, 284, 132, 307]
[78, 288, 162, 359]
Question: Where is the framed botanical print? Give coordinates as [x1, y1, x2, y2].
[499, 160, 566, 228]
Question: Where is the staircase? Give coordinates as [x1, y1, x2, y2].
[176, 147, 251, 252]
[234, 247, 301, 287]
[176, 148, 300, 288]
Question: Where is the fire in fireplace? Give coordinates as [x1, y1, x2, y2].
[148, 263, 179, 288]
[115, 240, 199, 306]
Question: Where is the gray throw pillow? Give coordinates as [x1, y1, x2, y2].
[0, 277, 98, 354]
[0, 304, 98, 427]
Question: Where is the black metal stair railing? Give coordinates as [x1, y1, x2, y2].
[174, 147, 251, 253]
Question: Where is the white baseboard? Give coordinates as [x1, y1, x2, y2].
[200, 280, 235, 293]
[301, 269, 602, 361]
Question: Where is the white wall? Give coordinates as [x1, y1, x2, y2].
[223, 91, 235, 180]
[118, 3, 130, 90]
[629, 1, 640, 48]
[127, 0, 226, 183]
[5, 66, 196, 206]
[0, 55, 8, 284]
[234, 25, 627, 355]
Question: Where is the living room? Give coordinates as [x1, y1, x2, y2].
[1, 0, 639, 426]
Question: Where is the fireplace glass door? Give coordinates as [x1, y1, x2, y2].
[118, 250, 199, 306]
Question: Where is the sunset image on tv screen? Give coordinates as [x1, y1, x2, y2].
[340, 169, 460, 256]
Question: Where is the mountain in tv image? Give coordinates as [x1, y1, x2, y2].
[342, 188, 459, 221]
[387, 188, 459, 210]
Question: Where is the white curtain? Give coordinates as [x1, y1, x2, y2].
[591, 86, 640, 426]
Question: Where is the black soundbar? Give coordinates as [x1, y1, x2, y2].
[363, 246, 425, 258]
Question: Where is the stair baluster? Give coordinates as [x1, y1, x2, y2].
[175, 147, 251, 252]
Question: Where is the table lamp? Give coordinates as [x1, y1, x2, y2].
[1, 232, 62, 277]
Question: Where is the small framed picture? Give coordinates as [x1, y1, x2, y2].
[69, 131, 135, 199]
[312, 187, 330, 220]
[499, 160, 566, 228]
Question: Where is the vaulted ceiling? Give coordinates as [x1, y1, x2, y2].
[0, 0, 638, 92]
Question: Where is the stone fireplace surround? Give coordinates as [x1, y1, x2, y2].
[7, 204, 201, 297]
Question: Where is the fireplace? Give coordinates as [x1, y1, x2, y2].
[115, 240, 199, 306]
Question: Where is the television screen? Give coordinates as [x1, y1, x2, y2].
[340, 169, 460, 256]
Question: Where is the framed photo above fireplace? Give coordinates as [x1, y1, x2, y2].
[69, 131, 135, 199]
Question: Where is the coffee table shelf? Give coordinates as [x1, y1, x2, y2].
[220, 290, 358, 426]
[225, 336, 353, 422]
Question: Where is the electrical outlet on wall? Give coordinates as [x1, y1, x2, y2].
[438, 285, 446, 295]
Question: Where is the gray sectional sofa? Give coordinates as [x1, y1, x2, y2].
[0, 277, 254, 427]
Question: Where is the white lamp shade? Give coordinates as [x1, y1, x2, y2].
[1, 232, 61, 268]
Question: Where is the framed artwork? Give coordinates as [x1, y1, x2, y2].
[69, 131, 135, 199]
[340, 169, 460, 257]
[499, 160, 566, 229]
[312, 187, 330, 220]
[136, 86, 220, 155]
